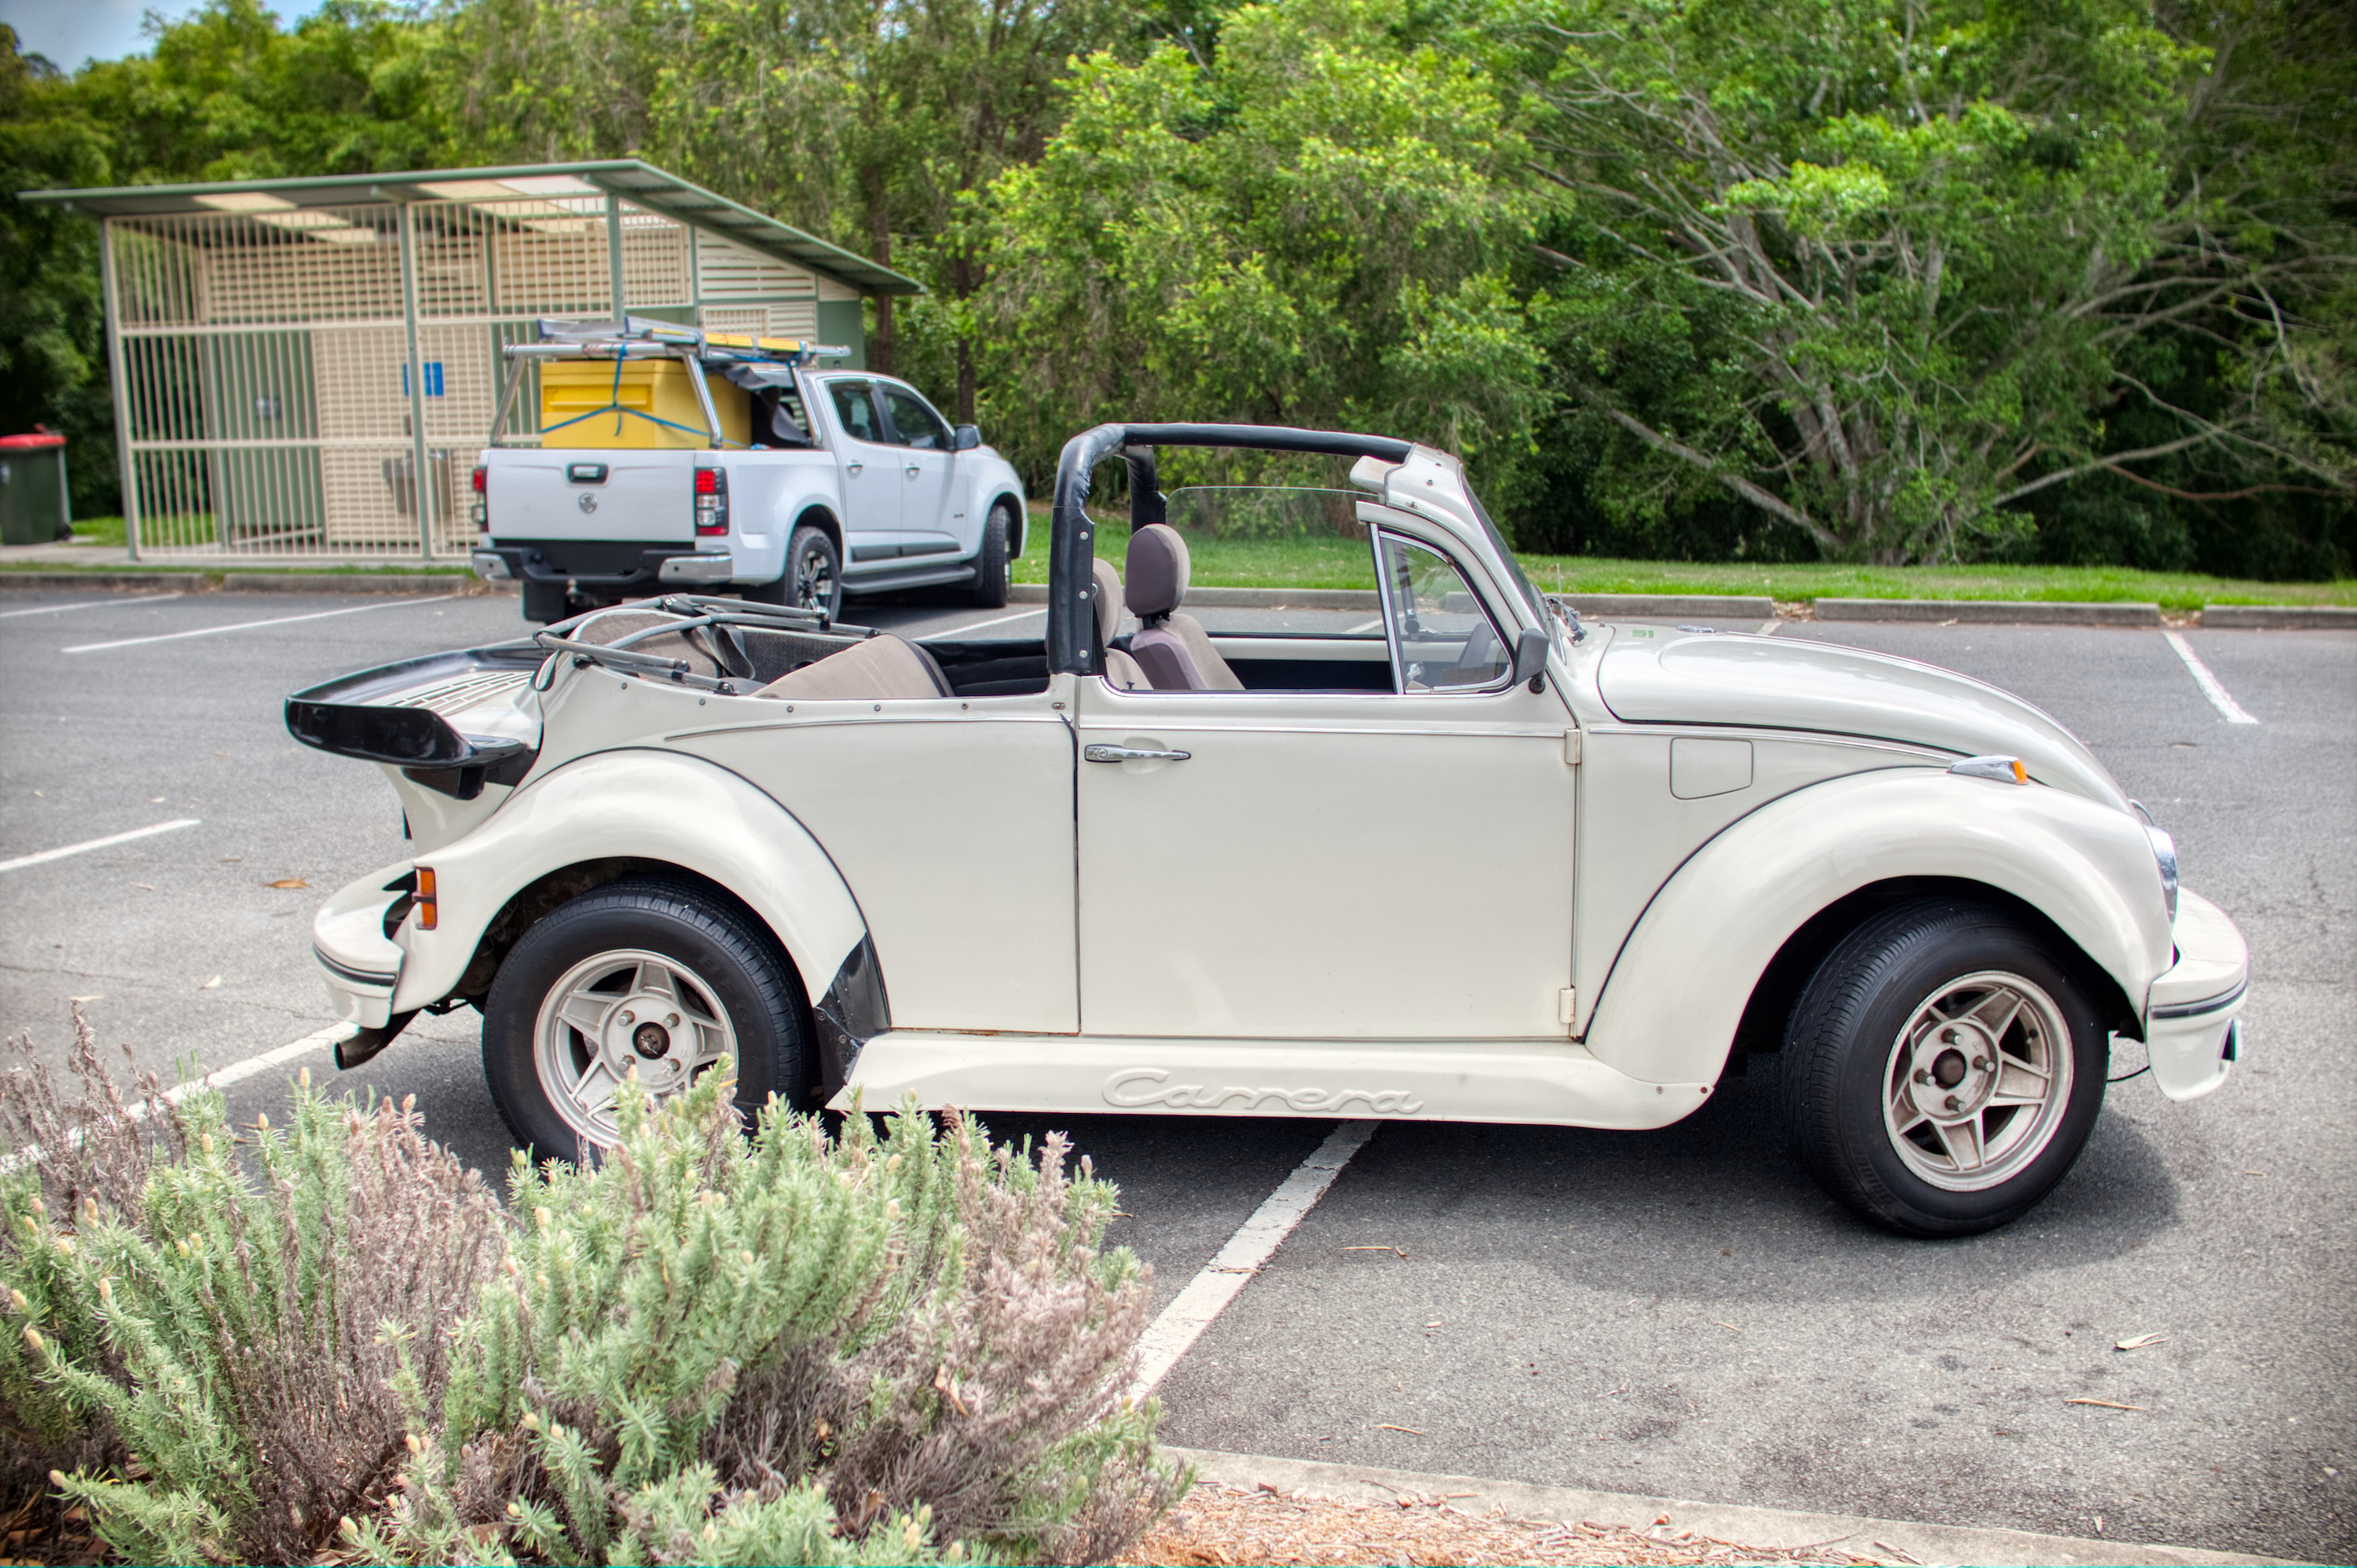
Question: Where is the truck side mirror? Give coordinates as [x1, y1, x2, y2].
[1512, 625, 1551, 691]
[952, 423, 982, 452]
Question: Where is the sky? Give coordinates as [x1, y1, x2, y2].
[2, 0, 328, 71]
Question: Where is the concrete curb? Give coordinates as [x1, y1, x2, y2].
[1816, 599, 2163, 626]
[1563, 593, 1776, 618]
[2199, 603, 2357, 630]
[0, 570, 502, 595]
[1014, 584, 1779, 617]
[222, 572, 508, 594]
[0, 571, 211, 592]
[1166, 1449, 2306, 1568]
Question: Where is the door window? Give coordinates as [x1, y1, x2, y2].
[881, 387, 951, 450]
[828, 382, 884, 444]
[1379, 535, 1511, 691]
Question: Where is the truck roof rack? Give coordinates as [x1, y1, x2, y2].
[488, 316, 852, 448]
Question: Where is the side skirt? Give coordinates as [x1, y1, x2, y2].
[830, 1033, 1715, 1130]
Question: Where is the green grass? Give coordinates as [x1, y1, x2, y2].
[1014, 505, 2354, 609]
[64, 514, 126, 547]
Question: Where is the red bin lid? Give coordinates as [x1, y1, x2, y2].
[0, 433, 65, 451]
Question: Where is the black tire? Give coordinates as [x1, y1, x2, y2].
[1781, 899, 2107, 1238]
[786, 523, 844, 621]
[481, 877, 812, 1162]
[968, 500, 1014, 608]
[741, 573, 790, 606]
[522, 580, 570, 624]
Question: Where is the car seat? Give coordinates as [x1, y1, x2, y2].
[1124, 525, 1242, 691]
[1092, 558, 1149, 691]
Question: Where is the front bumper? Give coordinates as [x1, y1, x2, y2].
[2142, 889, 2248, 1101]
[313, 862, 412, 1030]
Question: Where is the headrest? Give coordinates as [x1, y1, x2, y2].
[1124, 524, 1190, 619]
[1090, 558, 1124, 647]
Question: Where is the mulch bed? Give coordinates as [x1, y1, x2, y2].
[1120, 1482, 1910, 1567]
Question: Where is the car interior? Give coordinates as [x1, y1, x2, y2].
[554, 466, 1515, 702]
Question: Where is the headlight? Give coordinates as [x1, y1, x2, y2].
[2145, 824, 2179, 921]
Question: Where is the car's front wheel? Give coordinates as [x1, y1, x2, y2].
[481, 877, 812, 1160]
[1781, 899, 2107, 1237]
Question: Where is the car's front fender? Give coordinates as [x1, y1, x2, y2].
[1582, 768, 2173, 1087]
[389, 748, 868, 1014]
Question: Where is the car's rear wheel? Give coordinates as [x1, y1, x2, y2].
[968, 500, 1013, 608]
[482, 877, 812, 1160]
[1781, 899, 2106, 1237]
[786, 524, 843, 621]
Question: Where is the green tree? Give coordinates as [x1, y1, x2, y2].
[976, 0, 1551, 486]
[1512, 0, 2355, 562]
[0, 31, 115, 514]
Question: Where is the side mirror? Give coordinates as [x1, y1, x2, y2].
[1512, 625, 1551, 691]
[952, 423, 982, 452]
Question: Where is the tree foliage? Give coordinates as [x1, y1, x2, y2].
[1, 0, 2349, 569]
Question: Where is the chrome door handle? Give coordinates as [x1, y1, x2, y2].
[846, 461, 863, 474]
[905, 463, 921, 477]
[1085, 744, 1191, 763]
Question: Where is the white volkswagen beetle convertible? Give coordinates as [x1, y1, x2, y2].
[289, 424, 2248, 1236]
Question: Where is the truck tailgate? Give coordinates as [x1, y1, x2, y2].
[486, 451, 690, 540]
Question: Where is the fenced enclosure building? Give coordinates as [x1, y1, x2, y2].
[20, 162, 917, 562]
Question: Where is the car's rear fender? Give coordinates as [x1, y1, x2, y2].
[389, 748, 868, 1020]
[1582, 768, 2172, 1089]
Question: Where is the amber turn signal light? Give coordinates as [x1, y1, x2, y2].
[414, 866, 438, 929]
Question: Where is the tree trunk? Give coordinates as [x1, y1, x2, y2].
[870, 206, 895, 376]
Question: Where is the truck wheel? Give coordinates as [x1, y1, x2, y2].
[481, 877, 813, 1160]
[522, 581, 569, 624]
[741, 575, 789, 606]
[1780, 899, 2106, 1238]
[786, 524, 843, 621]
[969, 500, 1014, 608]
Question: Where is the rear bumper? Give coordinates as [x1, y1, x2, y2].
[474, 541, 724, 595]
[2142, 889, 2248, 1101]
[313, 863, 412, 1030]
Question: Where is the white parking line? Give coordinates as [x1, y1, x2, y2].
[0, 819, 201, 874]
[1756, 620, 1782, 636]
[63, 594, 458, 654]
[0, 593, 183, 619]
[1131, 1119, 1379, 1395]
[4, 1020, 354, 1173]
[1344, 618, 1384, 634]
[920, 606, 1046, 639]
[2163, 632, 2260, 724]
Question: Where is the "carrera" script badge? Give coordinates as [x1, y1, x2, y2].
[1102, 1068, 1424, 1116]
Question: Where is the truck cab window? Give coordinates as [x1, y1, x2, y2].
[829, 382, 882, 443]
[882, 387, 950, 450]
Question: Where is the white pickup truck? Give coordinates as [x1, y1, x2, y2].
[470, 333, 1028, 625]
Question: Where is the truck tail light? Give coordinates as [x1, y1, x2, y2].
[471, 465, 488, 532]
[414, 866, 438, 930]
[694, 465, 729, 536]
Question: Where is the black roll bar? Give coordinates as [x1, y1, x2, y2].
[1047, 423, 1415, 676]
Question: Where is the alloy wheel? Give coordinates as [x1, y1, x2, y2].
[1882, 970, 2074, 1192]
[532, 947, 737, 1145]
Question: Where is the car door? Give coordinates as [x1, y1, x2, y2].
[823, 379, 899, 545]
[1073, 526, 1574, 1040]
[878, 383, 959, 561]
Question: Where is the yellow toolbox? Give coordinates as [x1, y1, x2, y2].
[537, 357, 750, 449]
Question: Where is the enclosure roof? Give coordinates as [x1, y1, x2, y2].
[16, 160, 921, 296]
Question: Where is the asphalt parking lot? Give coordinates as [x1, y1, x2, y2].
[1, 584, 2349, 1562]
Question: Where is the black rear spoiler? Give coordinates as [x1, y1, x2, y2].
[285, 643, 544, 799]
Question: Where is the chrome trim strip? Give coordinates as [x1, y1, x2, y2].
[2150, 977, 2246, 1020]
[314, 947, 398, 988]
